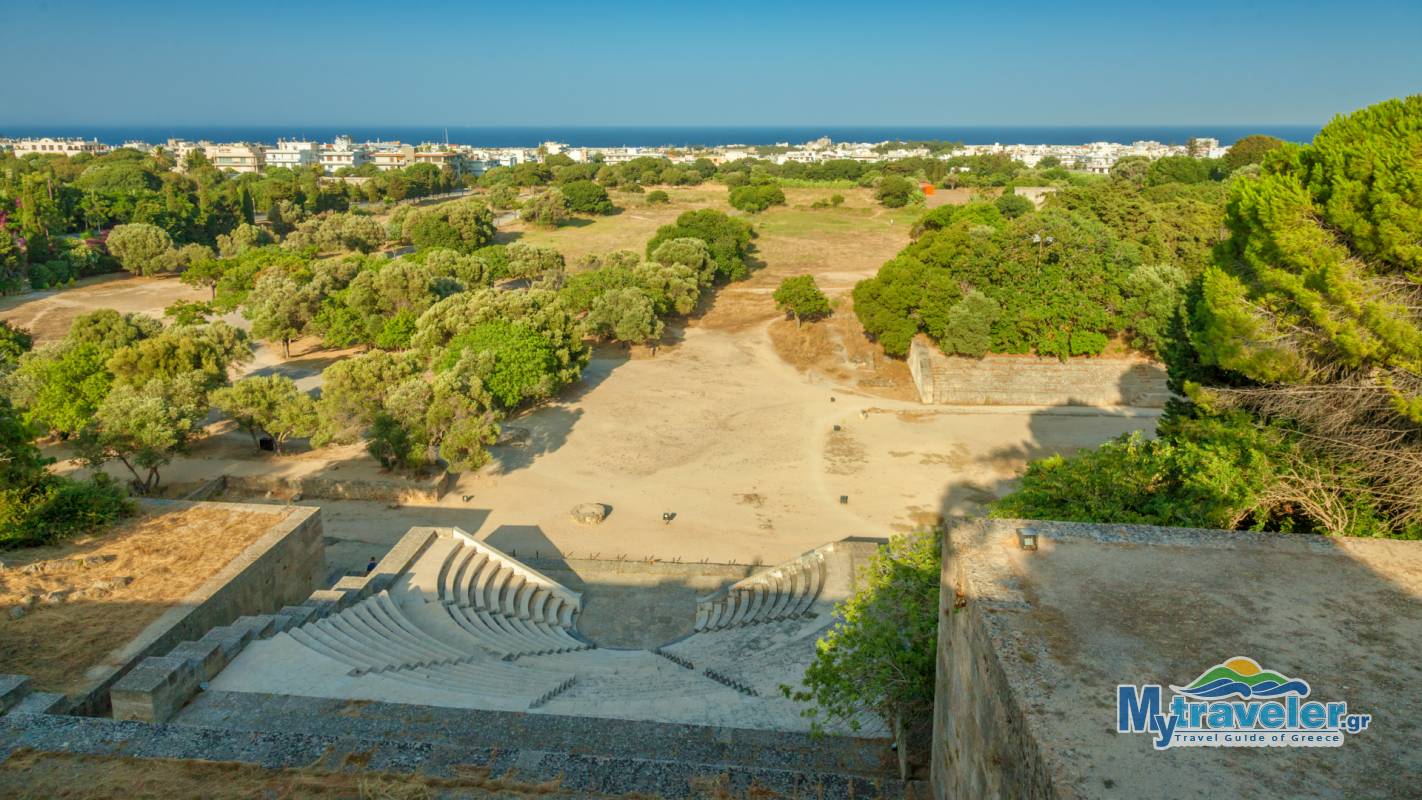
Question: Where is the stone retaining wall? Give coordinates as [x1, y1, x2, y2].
[215, 470, 455, 504]
[908, 338, 1169, 407]
[931, 524, 1054, 799]
[69, 500, 324, 715]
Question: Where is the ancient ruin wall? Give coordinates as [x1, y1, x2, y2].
[931, 525, 1056, 800]
[72, 500, 324, 714]
[908, 338, 1169, 407]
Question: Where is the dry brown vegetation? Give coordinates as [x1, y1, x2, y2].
[0, 505, 288, 693]
[0, 749, 587, 800]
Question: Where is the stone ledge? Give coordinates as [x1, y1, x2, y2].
[0, 707, 919, 799]
[0, 676, 32, 715]
[110, 657, 199, 723]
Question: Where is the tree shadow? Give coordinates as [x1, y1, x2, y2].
[485, 406, 584, 474]
[246, 352, 347, 383]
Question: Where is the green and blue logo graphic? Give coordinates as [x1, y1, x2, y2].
[1117, 657, 1371, 749]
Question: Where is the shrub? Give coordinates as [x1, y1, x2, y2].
[874, 175, 919, 208]
[561, 180, 615, 215]
[520, 190, 570, 229]
[646, 190, 670, 205]
[3, 475, 134, 549]
[772, 275, 831, 325]
[994, 191, 1034, 219]
[728, 183, 787, 213]
[786, 529, 941, 735]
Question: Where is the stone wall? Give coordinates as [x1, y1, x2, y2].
[219, 470, 454, 504]
[931, 523, 1055, 799]
[908, 338, 1169, 407]
[71, 500, 325, 715]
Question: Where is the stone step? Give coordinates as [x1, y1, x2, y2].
[173, 690, 899, 784]
[0, 708, 918, 799]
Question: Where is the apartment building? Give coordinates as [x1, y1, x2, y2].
[12, 137, 109, 157]
[265, 139, 319, 171]
[207, 142, 264, 173]
[319, 135, 369, 172]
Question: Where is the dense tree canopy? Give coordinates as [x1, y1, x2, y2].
[997, 95, 1422, 539]
[645, 210, 754, 283]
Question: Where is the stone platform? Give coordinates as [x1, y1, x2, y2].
[933, 518, 1422, 800]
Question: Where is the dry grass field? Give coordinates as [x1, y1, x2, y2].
[0, 505, 289, 694]
[0, 749, 584, 800]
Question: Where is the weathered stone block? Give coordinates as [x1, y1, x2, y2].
[166, 639, 227, 681]
[110, 656, 199, 722]
[276, 605, 319, 626]
[6, 691, 68, 716]
[0, 674, 33, 714]
[199, 624, 255, 660]
[230, 615, 277, 640]
[306, 589, 352, 612]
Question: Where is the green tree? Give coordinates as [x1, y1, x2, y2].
[1183, 95, 1422, 535]
[787, 529, 941, 737]
[164, 300, 214, 326]
[8, 343, 115, 436]
[0, 320, 32, 377]
[106, 223, 176, 275]
[1146, 155, 1214, 186]
[645, 210, 753, 283]
[938, 289, 1001, 356]
[994, 191, 1034, 219]
[211, 375, 318, 453]
[728, 183, 787, 213]
[520, 189, 570, 228]
[505, 243, 566, 282]
[587, 288, 663, 346]
[1108, 155, 1149, 183]
[560, 180, 615, 214]
[436, 320, 560, 408]
[1222, 134, 1285, 172]
[74, 372, 208, 494]
[874, 175, 919, 208]
[772, 275, 831, 326]
[313, 349, 421, 446]
[106, 321, 249, 391]
[246, 272, 322, 358]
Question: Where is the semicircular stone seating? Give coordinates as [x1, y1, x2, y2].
[208, 530, 870, 729]
[693, 550, 826, 632]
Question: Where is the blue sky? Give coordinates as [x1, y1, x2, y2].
[2, 0, 1418, 126]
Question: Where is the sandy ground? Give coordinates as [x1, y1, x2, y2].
[3, 187, 1157, 579]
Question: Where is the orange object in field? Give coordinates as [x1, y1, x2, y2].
[921, 182, 935, 195]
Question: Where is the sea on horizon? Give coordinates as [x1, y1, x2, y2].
[0, 124, 1322, 149]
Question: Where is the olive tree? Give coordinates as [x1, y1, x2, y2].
[106, 223, 176, 275]
[211, 375, 319, 453]
[74, 372, 208, 494]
